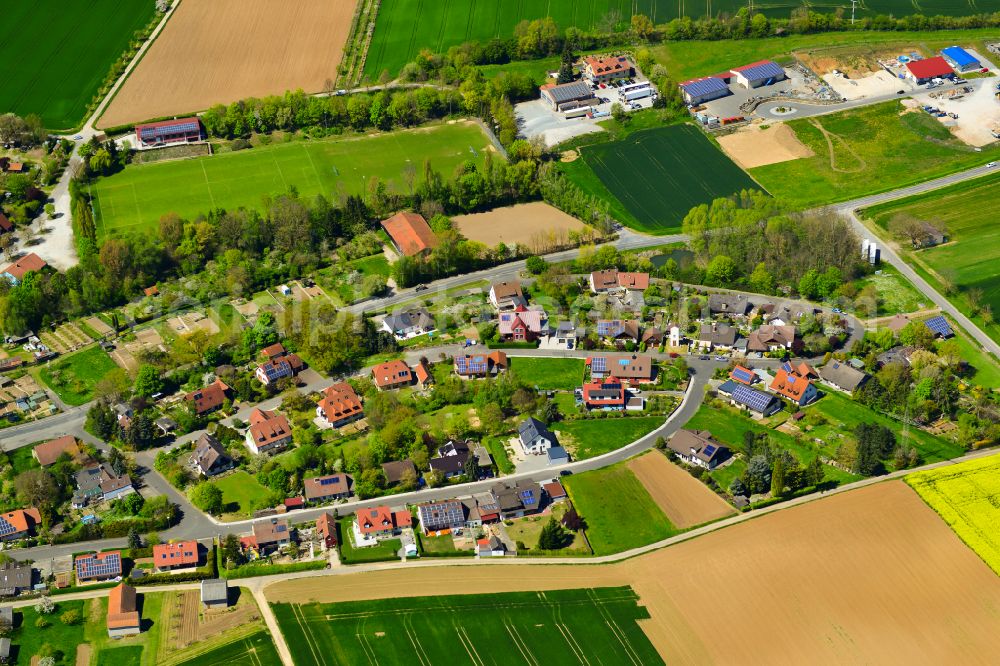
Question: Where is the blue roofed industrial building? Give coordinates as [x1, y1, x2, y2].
[679, 76, 731, 105]
[731, 60, 787, 89]
[941, 46, 981, 72]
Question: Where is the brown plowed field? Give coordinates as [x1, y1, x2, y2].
[627, 451, 736, 528]
[717, 123, 815, 169]
[99, 0, 357, 128]
[452, 202, 590, 252]
[267, 482, 1000, 663]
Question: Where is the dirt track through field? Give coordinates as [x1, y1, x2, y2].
[717, 123, 814, 169]
[627, 452, 736, 528]
[267, 481, 1000, 663]
[99, 0, 357, 127]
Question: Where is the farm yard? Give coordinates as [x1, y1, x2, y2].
[452, 202, 591, 252]
[98, 0, 357, 128]
[906, 453, 1000, 576]
[862, 172, 1000, 346]
[574, 125, 763, 233]
[267, 482, 1000, 663]
[92, 122, 492, 239]
[627, 451, 737, 529]
[272, 587, 663, 666]
[0, 0, 156, 129]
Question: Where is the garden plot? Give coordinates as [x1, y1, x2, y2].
[84, 316, 115, 337]
[110, 327, 167, 374]
[166, 311, 220, 336]
[40, 322, 93, 354]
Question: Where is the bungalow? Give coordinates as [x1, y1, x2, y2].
[0, 508, 40, 541]
[245, 409, 293, 455]
[454, 350, 507, 378]
[708, 293, 750, 316]
[0, 563, 33, 597]
[371, 359, 413, 390]
[192, 433, 233, 477]
[498, 306, 547, 342]
[186, 378, 232, 416]
[303, 474, 353, 503]
[417, 500, 467, 534]
[381, 211, 438, 256]
[316, 382, 364, 428]
[382, 459, 417, 486]
[255, 352, 304, 386]
[582, 378, 626, 411]
[107, 583, 141, 638]
[747, 325, 796, 353]
[730, 384, 782, 417]
[153, 541, 200, 572]
[315, 513, 338, 549]
[596, 319, 639, 343]
[491, 480, 542, 519]
[476, 536, 507, 558]
[587, 353, 655, 383]
[489, 281, 526, 311]
[32, 435, 81, 467]
[248, 518, 291, 554]
[769, 367, 818, 407]
[75, 551, 123, 582]
[819, 360, 869, 393]
[518, 417, 558, 456]
[669, 430, 730, 470]
[697, 323, 738, 351]
[355, 506, 411, 542]
[201, 579, 229, 609]
[381, 308, 436, 340]
[1, 253, 48, 285]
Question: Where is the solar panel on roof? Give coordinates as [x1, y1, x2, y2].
[681, 77, 728, 97]
[732, 367, 754, 383]
[924, 316, 953, 337]
[0, 520, 15, 537]
[703, 444, 717, 456]
[591, 356, 607, 373]
[732, 385, 774, 412]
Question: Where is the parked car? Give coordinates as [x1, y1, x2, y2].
[414, 284, 428, 292]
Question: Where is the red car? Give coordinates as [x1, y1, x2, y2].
[981, 68, 990, 73]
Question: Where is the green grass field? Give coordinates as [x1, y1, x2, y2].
[0, 0, 155, 130]
[751, 101, 1000, 209]
[177, 630, 281, 666]
[578, 125, 762, 233]
[853, 265, 930, 317]
[211, 471, 272, 517]
[863, 172, 1000, 346]
[273, 587, 663, 666]
[564, 463, 676, 555]
[906, 453, 1000, 577]
[365, 2, 1000, 79]
[12, 600, 86, 665]
[96, 646, 143, 666]
[92, 123, 492, 240]
[509, 357, 584, 390]
[554, 416, 663, 460]
[338, 517, 401, 564]
[37, 344, 119, 406]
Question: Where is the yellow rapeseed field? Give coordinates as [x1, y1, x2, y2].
[906, 454, 1000, 576]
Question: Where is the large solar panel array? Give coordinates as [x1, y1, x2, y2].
[731, 367, 755, 384]
[680, 76, 728, 98]
[76, 552, 121, 579]
[731, 385, 775, 413]
[734, 61, 784, 82]
[140, 120, 200, 140]
[597, 320, 624, 337]
[0, 518, 16, 538]
[457, 355, 488, 374]
[924, 316, 953, 338]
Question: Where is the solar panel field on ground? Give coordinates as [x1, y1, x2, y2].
[92, 122, 491, 239]
[363, 0, 1000, 78]
[0, 0, 156, 129]
[580, 124, 763, 233]
[273, 587, 664, 666]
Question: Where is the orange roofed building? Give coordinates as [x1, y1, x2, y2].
[354, 505, 412, 543]
[107, 583, 141, 637]
[316, 382, 364, 428]
[2, 253, 48, 285]
[152, 540, 200, 572]
[381, 212, 438, 256]
[185, 378, 232, 416]
[769, 365, 818, 407]
[32, 435, 81, 467]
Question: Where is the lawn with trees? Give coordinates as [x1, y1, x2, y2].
[38, 345, 120, 406]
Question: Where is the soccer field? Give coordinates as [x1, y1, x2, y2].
[0, 0, 155, 129]
[92, 122, 493, 239]
[273, 587, 663, 666]
[578, 124, 762, 233]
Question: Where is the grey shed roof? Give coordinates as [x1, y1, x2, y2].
[201, 578, 228, 603]
[545, 81, 593, 104]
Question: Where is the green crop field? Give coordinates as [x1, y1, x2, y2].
[751, 101, 1000, 209]
[0, 0, 155, 130]
[863, 172, 1000, 347]
[365, 1, 1000, 79]
[178, 630, 281, 666]
[92, 122, 493, 240]
[576, 124, 762, 233]
[273, 587, 664, 666]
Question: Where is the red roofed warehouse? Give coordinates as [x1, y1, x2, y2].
[153, 541, 200, 572]
[381, 212, 438, 256]
[135, 117, 204, 147]
[316, 382, 364, 428]
[905, 57, 955, 83]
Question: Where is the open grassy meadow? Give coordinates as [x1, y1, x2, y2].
[750, 101, 1000, 209]
[554, 416, 663, 460]
[906, 453, 1000, 576]
[212, 471, 272, 518]
[863, 172, 1000, 347]
[0, 0, 155, 129]
[563, 462, 677, 555]
[509, 357, 584, 390]
[11, 600, 86, 666]
[38, 345, 119, 406]
[92, 122, 493, 240]
[274, 587, 662, 665]
[577, 124, 762, 233]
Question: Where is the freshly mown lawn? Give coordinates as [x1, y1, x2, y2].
[0, 0, 156, 129]
[176, 630, 281, 666]
[8, 447, 39, 475]
[565, 463, 677, 555]
[948, 333, 1000, 388]
[417, 532, 459, 554]
[38, 344, 119, 406]
[554, 416, 663, 460]
[751, 101, 1000, 209]
[509, 357, 584, 390]
[13, 600, 86, 665]
[95, 646, 143, 666]
[862, 171, 1000, 346]
[273, 587, 663, 666]
[211, 471, 272, 517]
[505, 502, 590, 554]
[338, 517, 400, 564]
[93, 122, 492, 239]
[85, 592, 166, 666]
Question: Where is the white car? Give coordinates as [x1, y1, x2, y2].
[987, 162, 997, 168]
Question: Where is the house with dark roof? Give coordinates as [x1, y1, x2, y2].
[698, 323, 738, 350]
[135, 117, 203, 146]
[303, 474, 352, 503]
[877, 345, 915, 368]
[679, 76, 731, 105]
[153, 541, 200, 572]
[316, 383, 364, 428]
[75, 551, 123, 582]
[819, 361, 869, 393]
[73, 465, 134, 508]
[489, 281, 526, 311]
[596, 319, 639, 343]
[730, 365, 759, 385]
[476, 535, 507, 557]
[107, 583, 141, 637]
[546, 446, 570, 466]
[490, 480, 543, 518]
[201, 578, 229, 609]
[540, 80, 596, 111]
[517, 417, 558, 456]
[669, 430, 730, 470]
[381, 308, 435, 339]
[416, 500, 467, 534]
[192, 433, 232, 477]
[185, 378, 232, 416]
[371, 359, 413, 390]
[429, 440, 471, 479]
[245, 409, 292, 455]
[382, 459, 417, 486]
[255, 352, 304, 386]
[729, 384, 782, 417]
[708, 293, 751, 316]
[0, 563, 32, 597]
[381, 212, 438, 256]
